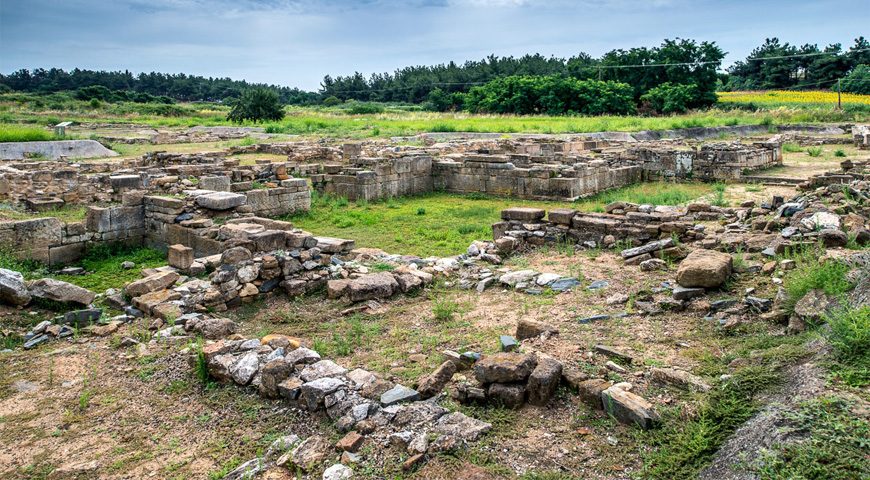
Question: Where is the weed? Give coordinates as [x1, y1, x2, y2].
[806, 146, 823, 157]
[370, 262, 395, 272]
[782, 143, 802, 153]
[642, 366, 780, 479]
[782, 257, 853, 312]
[432, 296, 461, 322]
[834, 148, 847, 157]
[711, 182, 728, 207]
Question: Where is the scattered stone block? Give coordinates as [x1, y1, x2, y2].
[601, 387, 659, 429]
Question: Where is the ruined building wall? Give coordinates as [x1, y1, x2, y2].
[312, 155, 433, 201]
[629, 140, 781, 180]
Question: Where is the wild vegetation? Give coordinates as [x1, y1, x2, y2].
[289, 183, 712, 256]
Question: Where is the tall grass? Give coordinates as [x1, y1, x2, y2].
[0, 125, 56, 142]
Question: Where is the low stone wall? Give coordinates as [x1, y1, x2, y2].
[0, 204, 145, 265]
[491, 205, 723, 253]
[629, 140, 781, 180]
[0, 151, 312, 213]
[434, 155, 643, 200]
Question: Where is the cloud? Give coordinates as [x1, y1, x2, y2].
[1, 0, 868, 90]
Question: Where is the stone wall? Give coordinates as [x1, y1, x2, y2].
[312, 155, 433, 201]
[854, 125, 870, 150]
[0, 151, 312, 213]
[434, 156, 643, 200]
[629, 140, 781, 180]
[491, 205, 722, 253]
[0, 204, 146, 266]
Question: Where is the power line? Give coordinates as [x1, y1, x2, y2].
[323, 48, 870, 95]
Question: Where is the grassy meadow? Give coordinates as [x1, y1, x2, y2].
[1, 91, 869, 140]
[288, 182, 713, 257]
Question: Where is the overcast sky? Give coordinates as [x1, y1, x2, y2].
[1, 0, 867, 91]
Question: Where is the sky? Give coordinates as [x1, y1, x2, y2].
[1, 0, 867, 91]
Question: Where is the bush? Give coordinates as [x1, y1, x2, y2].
[322, 95, 342, 106]
[227, 88, 285, 123]
[424, 88, 466, 112]
[346, 101, 384, 115]
[640, 82, 699, 114]
[464, 75, 636, 115]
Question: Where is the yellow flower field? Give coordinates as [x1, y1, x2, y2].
[718, 90, 870, 106]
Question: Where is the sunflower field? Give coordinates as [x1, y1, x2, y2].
[718, 90, 870, 107]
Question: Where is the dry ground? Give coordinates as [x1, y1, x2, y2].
[1, 243, 785, 479]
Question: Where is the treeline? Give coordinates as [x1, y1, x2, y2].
[2, 36, 868, 117]
[725, 37, 869, 91]
[321, 38, 724, 110]
[0, 68, 319, 104]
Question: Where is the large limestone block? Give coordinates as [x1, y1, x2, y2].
[676, 249, 733, 288]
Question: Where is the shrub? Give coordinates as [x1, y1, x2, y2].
[322, 95, 342, 106]
[834, 149, 846, 157]
[806, 146, 823, 157]
[640, 82, 699, 114]
[346, 101, 384, 115]
[227, 88, 285, 123]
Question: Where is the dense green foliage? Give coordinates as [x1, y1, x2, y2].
[226, 88, 285, 123]
[321, 38, 724, 109]
[0, 67, 318, 104]
[640, 82, 699, 114]
[839, 64, 870, 94]
[74, 85, 174, 104]
[725, 37, 869, 90]
[463, 76, 635, 115]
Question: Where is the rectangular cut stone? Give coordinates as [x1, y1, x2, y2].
[501, 207, 545, 222]
[601, 387, 659, 429]
[195, 191, 246, 210]
[168, 244, 194, 270]
[547, 209, 576, 225]
[199, 176, 231, 192]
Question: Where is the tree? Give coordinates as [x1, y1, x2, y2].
[227, 88, 284, 123]
[839, 65, 870, 94]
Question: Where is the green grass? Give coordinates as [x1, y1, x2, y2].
[52, 244, 166, 292]
[826, 307, 870, 387]
[642, 366, 781, 479]
[782, 253, 854, 313]
[782, 142, 803, 153]
[2, 92, 867, 139]
[0, 124, 57, 142]
[755, 396, 869, 480]
[0, 203, 88, 223]
[288, 183, 711, 256]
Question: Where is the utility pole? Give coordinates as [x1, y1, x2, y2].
[837, 78, 842, 110]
